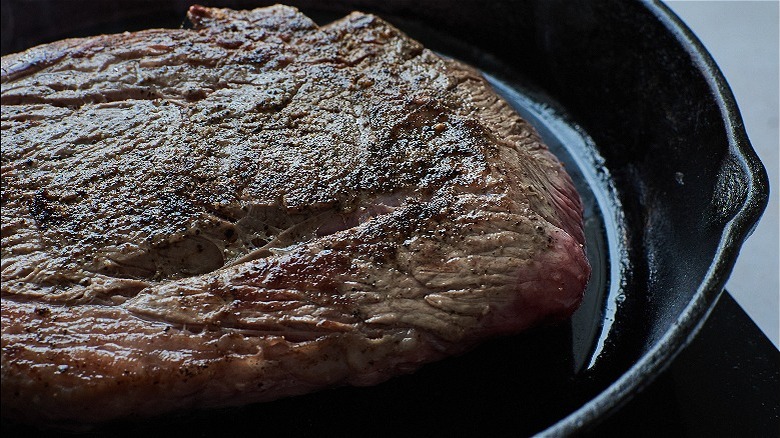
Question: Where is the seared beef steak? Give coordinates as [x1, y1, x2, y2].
[1, 5, 590, 425]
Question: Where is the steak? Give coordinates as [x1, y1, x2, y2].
[1, 5, 590, 427]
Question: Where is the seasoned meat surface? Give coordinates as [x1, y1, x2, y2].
[1, 5, 590, 426]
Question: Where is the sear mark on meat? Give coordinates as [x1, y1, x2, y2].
[0, 4, 591, 427]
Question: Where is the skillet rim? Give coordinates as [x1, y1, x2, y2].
[543, 1, 770, 435]
[0, 1, 770, 434]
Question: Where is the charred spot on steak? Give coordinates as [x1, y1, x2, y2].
[1, 4, 590, 426]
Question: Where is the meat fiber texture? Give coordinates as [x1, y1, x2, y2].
[0, 4, 590, 427]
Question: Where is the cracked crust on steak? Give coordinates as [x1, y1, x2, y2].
[1, 4, 590, 426]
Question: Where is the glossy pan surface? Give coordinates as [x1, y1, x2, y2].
[0, 0, 769, 435]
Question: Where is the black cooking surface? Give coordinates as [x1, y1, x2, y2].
[592, 292, 780, 436]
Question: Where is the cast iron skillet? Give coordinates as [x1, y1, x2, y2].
[0, 0, 769, 435]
